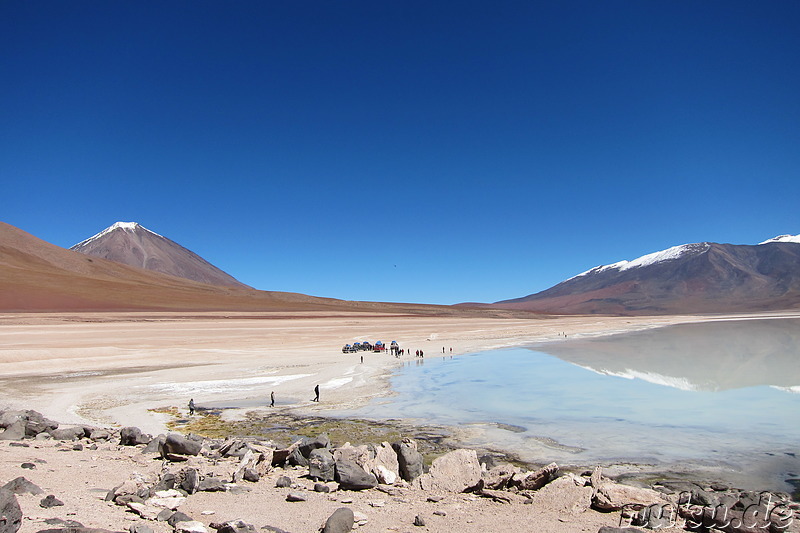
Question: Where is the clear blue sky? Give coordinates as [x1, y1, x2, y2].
[2, 1, 799, 304]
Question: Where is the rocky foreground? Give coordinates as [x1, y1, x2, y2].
[1, 409, 798, 533]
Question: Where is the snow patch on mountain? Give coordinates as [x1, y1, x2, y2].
[70, 221, 164, 249]
[760, 234, 800, 245]
[568, 242, 710, 281]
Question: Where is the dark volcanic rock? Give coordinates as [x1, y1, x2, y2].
[0, 420, 26, 441]
[167, 512, 194, 527]
[299, 434, 330, 457]
[2, 476, 44, 495]
[322, 508, 354, 533]
[335, 459, 378, 491]
[141, 434, 166, 454]
[160, 434, 202, 457]
[49, 426, 86, 441]
[119, 427, 150, 446]
[0, 488, 22, 533]
[392, 438, 423, 482]
[309, 448, 336, 482]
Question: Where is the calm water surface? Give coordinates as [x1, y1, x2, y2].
[345, 318, 800, 492]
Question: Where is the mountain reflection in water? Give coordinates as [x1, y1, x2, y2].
[538, 318, 800, 392]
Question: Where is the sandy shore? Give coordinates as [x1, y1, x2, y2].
[0, 311, 727, 435]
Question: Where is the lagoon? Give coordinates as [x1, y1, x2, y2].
[346, 318, 800, 492]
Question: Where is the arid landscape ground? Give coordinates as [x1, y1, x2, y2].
[5, 311, 798, 533]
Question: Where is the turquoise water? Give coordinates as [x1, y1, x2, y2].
[345, 318, 800, 492]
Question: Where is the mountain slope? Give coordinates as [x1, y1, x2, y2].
[70, 222, 248, 288]
[493, 237, 800, 315]
[1, 222, 516, 317]
[0, 221, 358, 312]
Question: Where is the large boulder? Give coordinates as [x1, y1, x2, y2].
[2, 477, 44, 495]
[22, 411, 60, 436]
[592, 481, 666, 511]
[392, 438, 423, 482]
[322, 508, 354, 533]
[0, 410, 58, 437]
[120, 427, 150, 446]
[159, 434, 203, 458]
[335, 458, 378, 491]
[178, 468, 200, 494]
[49, 426, 86, 441]
[0, 420, 26, 441]
[416, 449, 481, 493]
[514, 462, 559, 491]
[366, 442, 400, 485]
[309, 448, 336, 482]
[299, 434, 330, 458]
[0, 488, 22, 533]
[479, 463, 520, 491]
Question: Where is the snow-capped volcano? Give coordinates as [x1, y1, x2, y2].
[70, 222, 248, 288]
[493, 235, 800, 315]
[570, 242, 711, 280]
[72, 222, 163, 249]
[760, 233, 800, 245]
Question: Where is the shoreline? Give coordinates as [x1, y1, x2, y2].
[2, 311, 798, 498]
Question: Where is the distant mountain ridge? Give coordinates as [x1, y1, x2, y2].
[492, 235, 800, 315]
[70, 222, 248, 288]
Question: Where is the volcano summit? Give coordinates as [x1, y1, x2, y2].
[70, 222, 248, 288]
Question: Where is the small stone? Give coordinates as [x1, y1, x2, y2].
[73, 443, 84, 451]
[21, 463, 35, 469]
[286, 492, 306, 502]
[340, 498, 353, 504]
[275, 476, 292, 488]
[369, 500, 385, 507]
[426, 495, 443, 503]
[40, 494, 65, 508]
[314, 483, 331, 493]
[413, 515, 426, 527]
[352, 511, 368, 525]
[433, 510, 446, 516]
[201, 510, 215, 515]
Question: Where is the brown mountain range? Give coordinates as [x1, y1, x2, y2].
[70, 222, 248, 288]
[0, 221, 517, 316]
[487, 240, 800, 315]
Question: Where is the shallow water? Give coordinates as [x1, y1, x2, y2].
[345, 318, 800, 492]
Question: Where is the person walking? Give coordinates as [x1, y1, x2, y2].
[313, 384, 320, 402]
[188, 398, 195, 416]
[270, 391, 275, 407]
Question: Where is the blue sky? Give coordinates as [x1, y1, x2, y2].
[2, 1, 799, 304]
